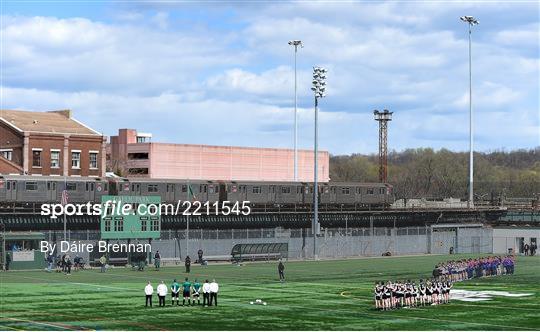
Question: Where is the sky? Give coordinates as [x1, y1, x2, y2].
[1, 0, 539, 155]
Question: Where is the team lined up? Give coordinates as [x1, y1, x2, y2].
[374, 279, 453, 310]
[374, 255, 516, 310]
[144, 278, 219, 307]
[433, 255, 516, 281]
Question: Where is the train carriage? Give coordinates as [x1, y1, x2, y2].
[0, 174, 394, 208]
[0, 175, 108, 203]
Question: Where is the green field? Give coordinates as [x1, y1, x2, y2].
[0, 254, 539, 330]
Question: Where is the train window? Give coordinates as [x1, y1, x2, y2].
[269, 186, 274, 194]
[341, 187, 350, 195]
[209, 186, 214, 194]
[281, 186, 291, 194]
[25, 182, 37, 191]
[148, 184, 159, 192]
[367, 188, 374, 195]
[66, 182, 77, 191]
[379, 188, 386, 195]
[6, 181, 10, 190]
[252, 186, 261, 194]
[47, 182, 50, 190]
[104, 183, 108, 191]
[181, 185, 187, 193]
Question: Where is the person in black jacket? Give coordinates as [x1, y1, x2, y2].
[278, 260, 285, 282]
[154, 251, 161, 270]
[198, 249, 204, 265]
[185, 255, 191, 273]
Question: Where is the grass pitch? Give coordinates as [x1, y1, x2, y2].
[0, 254, 538, 330]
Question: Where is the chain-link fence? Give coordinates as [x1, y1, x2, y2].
[47, 224, 493, 263]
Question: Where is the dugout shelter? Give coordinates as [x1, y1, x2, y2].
[1, 231, 46, 270]
[231, 243, 288, 263]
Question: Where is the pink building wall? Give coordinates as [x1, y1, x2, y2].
[149, 143, 329, 182]
[109, 129, 330, 182]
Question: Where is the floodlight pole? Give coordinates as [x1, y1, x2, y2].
[311, 66, 326, 260]
[186, 179, 190, 259]
[460, 16, 478, 209]
[313, 95, 319, 260]
[289, 40, 303, 181]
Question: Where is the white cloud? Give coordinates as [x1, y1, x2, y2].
[1, 1, 538, 154]
[494, 23, 540, 47]
[151, 12, 169, 30]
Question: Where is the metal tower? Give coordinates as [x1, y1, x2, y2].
[374, 109, 393, 183]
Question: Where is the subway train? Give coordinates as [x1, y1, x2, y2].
[0, 174, 394, 208]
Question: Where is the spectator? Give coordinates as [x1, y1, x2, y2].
[100, 255, 107, 273]
[61, 254, 66, 272]
[531, 243, 537, 256]
[46, 252, 54, 272]
[145, 281, 154, 307]
[5, 252, 11, 271]
[64, 254, 72, 275]
[524, 243, 530, 256]
[198, 249, 204, 265]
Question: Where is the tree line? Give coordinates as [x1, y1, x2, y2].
[330, 147, 539, 199]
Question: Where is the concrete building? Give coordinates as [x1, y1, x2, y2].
[0, 110, 106, 177]
[108, 129, 330, 182]
[492, 227, 539, 255]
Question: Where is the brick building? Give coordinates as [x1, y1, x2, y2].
[0, 110, 106, 177]
[108, 129, 330, 182]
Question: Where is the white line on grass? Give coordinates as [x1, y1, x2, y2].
[2, 317, 85, 331]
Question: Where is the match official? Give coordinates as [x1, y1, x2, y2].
[278, 260, 285, 282]
[154, 251, 161, 271]
[210, 279, 219, 306]
[202, 279, 211, 306]
[185, 255, 191, 273]
[144, 281, 154, 307]
[157, 280, 167, 307]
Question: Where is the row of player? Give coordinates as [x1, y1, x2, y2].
[374, 279, 453, 310]
[144, 278, 219, 307]
[433, 255, 516, 281]
[375, 255, 518, 310]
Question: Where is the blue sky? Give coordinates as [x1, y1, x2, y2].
[1, 1, 539, 155]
